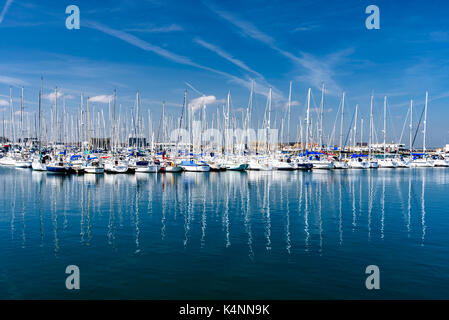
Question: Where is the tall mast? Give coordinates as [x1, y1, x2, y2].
[369, 94, 374, 160]
[20, 86, 24, 144]
[9, 87, 14, 146]
[409, 99, 413, 153]
[353, 104, 358, 150]
[38, 77, 42, 150]
[360, 118, 364, 151]
[287, 81, 292, 144]
[383, 96, 387, 156]
[87, 97, 90, 151]
[113, 89, 116, 152]
[319, 83, 325, 150]
[246, 80, 254, 150]
[339, 92, 345, 153]
[423, 91, 428, 153]
[305, 88, 311, 152]
[225, 91, 231, 156]
[267, 87, 272, 153]
[54, 87, 58, 145]
[135, 91, 140, 149]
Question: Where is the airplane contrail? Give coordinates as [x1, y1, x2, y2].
[184, 81, 204, 96]
[0, 0, 13, 24]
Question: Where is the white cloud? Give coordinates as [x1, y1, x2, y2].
[43, 91, 74, 101]
[44, 91, 63, 101]
[189, 95, 222, 112]
[90, 95, 112, 103]
[14, 110, 29, 115]
[0, 99, 8, 107]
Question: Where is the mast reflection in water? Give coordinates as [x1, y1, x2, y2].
[1, 167, 449, 299]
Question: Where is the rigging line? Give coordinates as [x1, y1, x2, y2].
[412, 104, 426, 149]
[386, 99, 398, 143]
[329, 96, 342, 146]
[398, 107, 410, 145]
[343, 106, 356, 149]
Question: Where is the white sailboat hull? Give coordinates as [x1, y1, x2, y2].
[164, 166, 182, 173]
[32, 161, 47, 171]
[182, 165, 210, 172]
[309, 160, 334, 170]
[378, 159, 398, 168]
[434, 159, 449, 167]
[14, 160, 32, 168]
[135, 165, 159, 173]
[0, 157, 16, 166]
[105, 162, 129, 173]
[333, 161, 349, 169]
[84, 167, 104, 174]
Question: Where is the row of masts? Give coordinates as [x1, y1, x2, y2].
[1, 81, 431, 155]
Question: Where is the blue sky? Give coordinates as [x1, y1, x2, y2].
[1, 0, 449, 147]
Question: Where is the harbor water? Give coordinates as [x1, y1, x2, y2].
[1, 166, 449, 299]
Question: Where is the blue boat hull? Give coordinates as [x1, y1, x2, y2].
[46, 166, 68, 173]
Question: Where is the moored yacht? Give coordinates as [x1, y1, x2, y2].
[180, 159, 210, 172]
[348, 154, 370, 169]
[84, 157, 104, 174]
[104, 157, 129, 173]
[135, 159, 160, 173]
[46, 154, 69, 173]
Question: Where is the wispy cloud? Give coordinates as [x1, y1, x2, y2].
[125, 23, 183, 33]
[205, 3, 275, 46]
[0, 99, 8, 106]
[194, 37, 262, 77]
[0, 0, 13, 24]
[292, 24, 320, 32]
[84, 20, 197, 67]
[90, 95, 112, 103]
[206, 3, 350, 94]
[0, 75, 27, 86]
[84, 20, 282, 102]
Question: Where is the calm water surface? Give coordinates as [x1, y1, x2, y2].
[0, 166, 448, 299]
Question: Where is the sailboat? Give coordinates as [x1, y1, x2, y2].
[247, 156, 273, 171]
[104, 157, 129, 173]
[135, 158, 160, 173]
[410, 92, 434, 167]
[432, 154, 449, 167]
[367, 94, 379, 169]
[84, 156, 105, 173]
[334, 91, 349, 169]
[32, 80, 47, 171]
[162, 160, 183, 172]
[46, 153, 69, 173]
[378, 96, 398, 168]
[14, 156, 32, 168]
[83, 97, 104, 174]
[348, 154, 370, 169]
[180, 159, 210, 172]
[1, 89, 16, 166]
